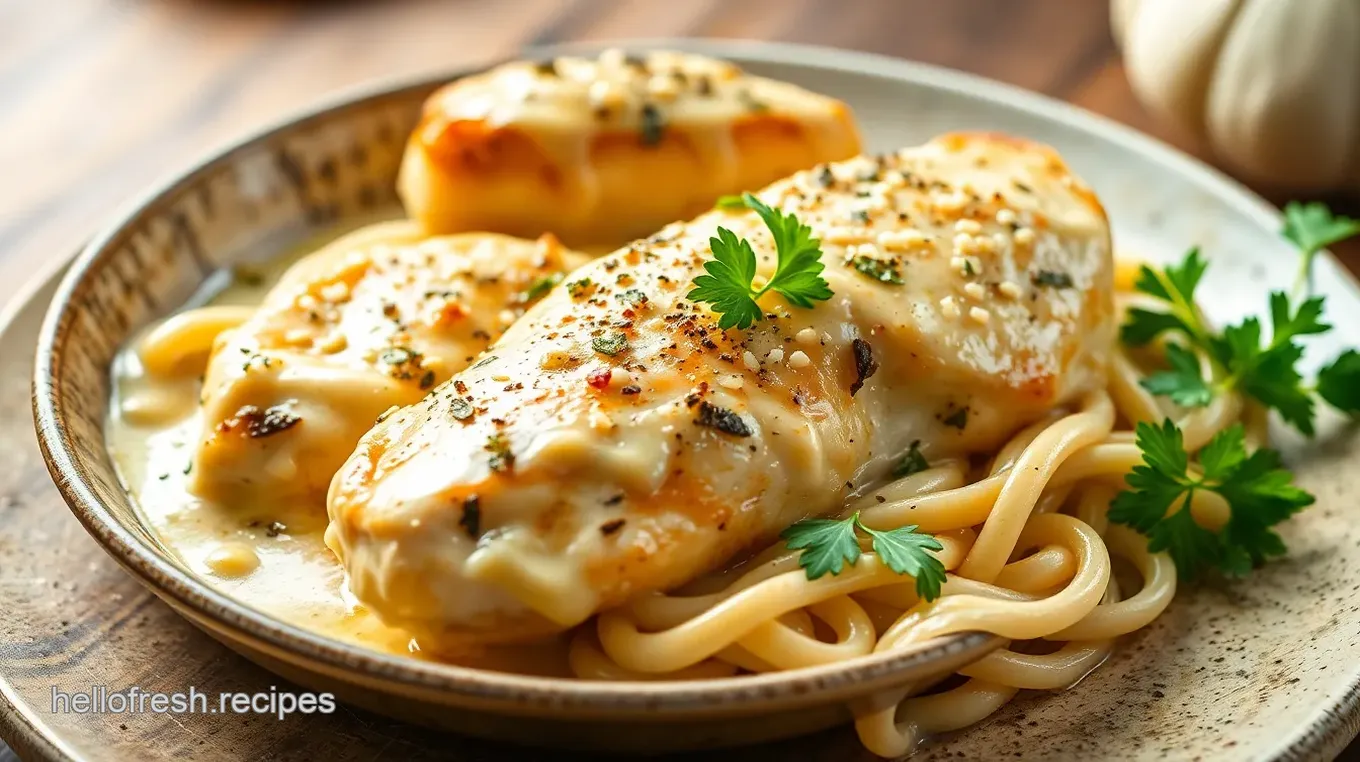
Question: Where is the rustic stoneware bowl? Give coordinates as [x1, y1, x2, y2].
[30, 39, 1360, 759]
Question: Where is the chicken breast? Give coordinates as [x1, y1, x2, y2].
[328, 133, 1115, 649]
[399, 48, 861, 248]
[187, 227, 587, 506]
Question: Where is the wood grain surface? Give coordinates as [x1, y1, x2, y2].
[4, 2, 1360, 761]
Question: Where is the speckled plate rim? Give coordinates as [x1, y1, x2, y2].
[25, 37, 1360, 757]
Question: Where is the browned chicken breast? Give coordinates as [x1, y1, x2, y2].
[328, 133, 1115, 649]
[399, 48, 862, 248]
[177, 228, 587, 506]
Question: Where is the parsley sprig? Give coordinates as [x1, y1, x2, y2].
[780, 512, 947, 601]
[1283, 201, 1360, 298]
[1123, 202, 1360, 435]
[688, 193, 832, 330]
[1109, 420, 1314, 579]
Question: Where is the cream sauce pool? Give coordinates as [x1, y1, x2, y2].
[106, 227, 574, 676]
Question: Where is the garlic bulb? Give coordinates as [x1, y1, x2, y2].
[1113, 0, 1360, 190]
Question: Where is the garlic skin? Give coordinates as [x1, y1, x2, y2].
[1114, 0, 1360, 190]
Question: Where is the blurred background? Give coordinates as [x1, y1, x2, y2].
[1, 1, 1356, 759]
[4, 0, 1356, 314]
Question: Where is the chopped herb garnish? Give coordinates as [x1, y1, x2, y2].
[221, 403, 302, 439]
[233, 266, 266, 287]
[518, 272, 563, 304]
[850, 209, 870, 224]
[715, 195, 747, 210]
[380, 347, 419, 366]
[639, 103, 665, 146]
[850, 255, 904, 285]
[694, 400, 753, 437]
[942, 407, 968, 430]
[592, 332, 630, 356]
[891, 440, 929, 479]
[450, 397, 474, 421]
[419, 370, 436, 390]
[1032, 270, 1073, 289]
[780, 512, 946, 601]
[241, 353, 274, 373]
[687, 193, 833, 330]
[485, 434, 514, 472]
[618, 289, 649, 306]
[458, 495, 481, 538]
[566, 278, 594, 299]
[471, 355, 498, 369]
[850, 338, 877, 396]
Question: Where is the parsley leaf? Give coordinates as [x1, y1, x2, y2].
[747, 195, 835, 308]
[518, 272, 563, 304]
[688, 193, 832, 329]
[1283, 201, 1360, 254]
[1108, 419, 1314, 580]
[1147, 506, 1222, 578]
[1120, 248, 1211, 347]
[1269, 291, 1329, 340]
[891, 440, 929, 478]
[1209, 293, 1327, 436]
[780, 512, 947, 601]
[1140, 343, 1212, 408]
[857, 522, 947, 601]
[1197, 423, 1246, 479]
[688, 227, 761, 330]
[715, 194, 747, 210]
[1215, 447, 1313, 572]
[592, 332, 630, 357]
[1283, 201, 1360, 297]
[1120, 308, 1190, 347]
[850, 255, 904, 285]
[780, 515, 861, 579]
[1121, 243, 1342, 434]
[1318, 349, 1360, 415]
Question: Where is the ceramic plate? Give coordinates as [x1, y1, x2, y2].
[21, 39, 1360, 760]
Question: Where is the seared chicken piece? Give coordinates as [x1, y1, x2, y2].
[328, 133, 1115, 648]
[189, 228, 587, 506]
[399, 48, 861, 248]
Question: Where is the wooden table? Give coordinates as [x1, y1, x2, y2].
[4, 0, 1358, 313]
[2, 2, 1355, 760]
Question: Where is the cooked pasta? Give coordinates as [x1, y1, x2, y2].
[549, 352, 1204, 756]
[105, 51, 1353, 760]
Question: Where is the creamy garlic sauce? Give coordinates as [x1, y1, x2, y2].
[106, 227, 573, 676]
[403, 49, 861, 248]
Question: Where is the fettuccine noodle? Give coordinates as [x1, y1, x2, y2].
[562, 342, 1222, 757]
